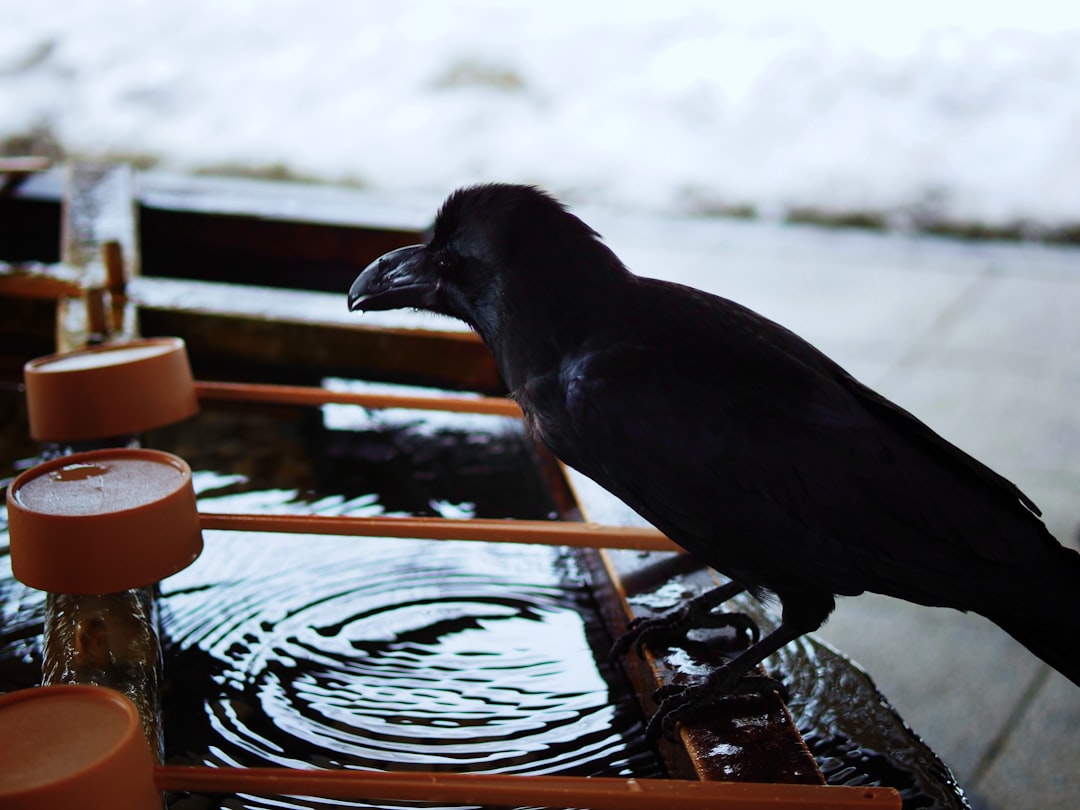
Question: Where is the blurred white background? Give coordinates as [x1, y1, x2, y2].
[3, 0, 1079, 233]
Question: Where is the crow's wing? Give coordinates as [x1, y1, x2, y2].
[555, 326, 1050, 615]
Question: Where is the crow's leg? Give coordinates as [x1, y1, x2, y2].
[609, 579, 756, 661]
[645, 590, 834, 739]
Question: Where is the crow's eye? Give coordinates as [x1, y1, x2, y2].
[435, 251, 459, 274]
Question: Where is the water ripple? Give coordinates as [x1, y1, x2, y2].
[161, 525, 656, 798]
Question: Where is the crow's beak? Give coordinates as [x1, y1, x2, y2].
[348, 244, 435, 312]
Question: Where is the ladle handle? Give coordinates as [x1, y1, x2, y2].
[199, 512, 679, 552]
[154, 765, 900, 808]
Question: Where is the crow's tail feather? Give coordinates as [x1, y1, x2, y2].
[994, 616, 1080, 687]
[991, 546, 1080, 687]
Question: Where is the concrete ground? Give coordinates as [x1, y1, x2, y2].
[583, 208, 1080, 809]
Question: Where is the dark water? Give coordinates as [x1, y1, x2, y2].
[161, 527, 639, 776]
[1, 389, 660, 809]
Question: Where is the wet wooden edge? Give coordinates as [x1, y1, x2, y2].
[581, 546, 823, 784]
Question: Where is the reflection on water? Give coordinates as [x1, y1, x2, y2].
[161, 527, 649, 781]
[0, 527, 45, 696]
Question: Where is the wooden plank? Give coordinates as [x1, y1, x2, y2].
[139, 205, 420, 293]
[0, 263, 82, 299]
[0, 156, 51, 195]
[0, 168, 427, 294]
[140, 303, 505, 392]
[586, 547, 824, 785]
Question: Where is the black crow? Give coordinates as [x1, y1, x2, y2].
[348, 183, 1080, 735]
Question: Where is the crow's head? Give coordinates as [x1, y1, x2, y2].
[348, 184, 628, 348]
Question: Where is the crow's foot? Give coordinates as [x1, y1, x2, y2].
[609, 580, 755, 662]
[612, 608, 759, 660]
[646, 669, 788, 740]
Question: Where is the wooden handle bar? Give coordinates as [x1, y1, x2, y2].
[155, 765, 900, 808]
[194, 380, 522, 417]
[199, 513, 679, 553]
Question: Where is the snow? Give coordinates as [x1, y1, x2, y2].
[2, 0, 1079, 231]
